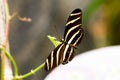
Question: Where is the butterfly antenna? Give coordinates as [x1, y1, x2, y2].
[53, 25, 61, 41]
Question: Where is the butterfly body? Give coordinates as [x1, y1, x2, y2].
[45, 8, 84, 71]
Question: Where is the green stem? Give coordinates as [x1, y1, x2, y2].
[16, 62, 45, 79]
[15, 35, 60, 79]
[1, 52, 5, 80]
[0, 46, 45, 80]
[0, 47, 19, 79]
[16, 35, 60, 79]
[1, 35, 60, 80]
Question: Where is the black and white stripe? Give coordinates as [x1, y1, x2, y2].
[45, 8, 84, 71]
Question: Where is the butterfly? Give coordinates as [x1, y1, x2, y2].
[45, 8, 84, 71]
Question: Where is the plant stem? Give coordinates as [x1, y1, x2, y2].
[16, 62, 45, 80]
[0, 47, 19, 79]
[0, 0, 13, 80]
[1, 51, 5, 80]
[15, 35, 60, 79]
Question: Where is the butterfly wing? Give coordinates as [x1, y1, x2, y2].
[62, 44, 74, 64]
[45, 43, 75, 71]
[45, 43, 65, 71]
[45, 9, 83, 71]
[64, 8, 83, 46]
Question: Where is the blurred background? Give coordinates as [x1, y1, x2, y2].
[6, 0, 120, 80]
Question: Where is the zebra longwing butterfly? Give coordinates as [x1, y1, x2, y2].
[45, 8, 84, 71]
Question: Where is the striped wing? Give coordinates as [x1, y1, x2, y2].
[45, 8, 84, 71]
[45, 43, 74, 71]
[64, 8, 83, 46]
